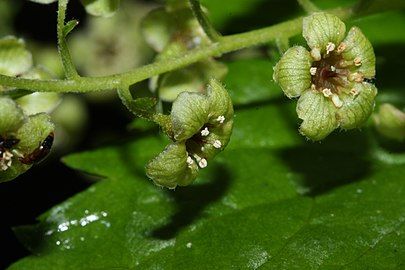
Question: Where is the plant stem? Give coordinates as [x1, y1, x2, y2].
[0, 7, 353, 94]
[297, 0, 320, 13]
[57, 0, 79, 79]
[188, 0, 221, 42]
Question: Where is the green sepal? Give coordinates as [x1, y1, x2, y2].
[0, 97, 26, 134]
[297, 89, 339, 141]
[146, 142, 198, 189]
[0, 160, 31, 183]
[338, 82, 377, 130]
[273, 46, 313, 98]
[15, 113, 54, 155]
[302, 12, 346, 54]
[171, 91, 209, 141]
[341, 26, 376, 78]
[206, 78, 234, 124]
[0, 36, 32, 76]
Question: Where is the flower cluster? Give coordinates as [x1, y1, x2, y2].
[273, 12, 377, 140]
[146, 79, 233, 189]
[0, 36, 56, 182]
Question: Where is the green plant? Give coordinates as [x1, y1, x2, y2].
[1, 0, 405, 269]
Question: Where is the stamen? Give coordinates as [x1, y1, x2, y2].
[310, 48, 321, 61]
[322, 88, 333, 97]
[310, 67, 317, 76]
[337, 42, 346, 53]
[217, 115, 225, 124]
[198, 158, 207, 168]
[201, 127, 210, 136]
[326, 42, 336, 54]
[349, 72, 364, 83]
[213, 140, 222, 149]
[0, 151, 13, 171]
[353, 57, 362, 66]
[187, 156, 194, 165]
[311, 84, 316, 90]
[330, 66, 336, 72]
[331, 94, 343, 108]
[350, 88, 359, 96]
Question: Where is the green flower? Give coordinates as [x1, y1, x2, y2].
[0, 97, 55, 182]
[273, 12, 377, 141]
[146, 79, 233, 189]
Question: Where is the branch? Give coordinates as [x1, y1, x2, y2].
[188, 0, 221, 42]
[297, 0, 320, 13]
[57, 0, 79, 79]
[0, 6, 361, 94]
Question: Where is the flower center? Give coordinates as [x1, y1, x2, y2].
[310, 53, 349, 94]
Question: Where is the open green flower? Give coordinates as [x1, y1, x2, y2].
[146, 79, 233, 189]
[273, 12, 377, 140]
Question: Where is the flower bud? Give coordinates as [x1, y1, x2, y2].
[373, 104, 405, 141]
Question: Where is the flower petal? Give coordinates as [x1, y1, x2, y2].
[146, 143, 199, 189]
[273, 46, 313, 98]
[337, 82, 377, 129]
[340, 27, 376, 78]
[303, 12, 346, 54]
[171, 91, 209, 141]
[297, 89, 339, 140]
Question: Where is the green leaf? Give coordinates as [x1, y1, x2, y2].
[200, 0, 265, 29]
[8, 95, 405, 269]
[80, 0, 121, 17]
[138, 165, 405, 269]
[351, 11, 405, 45]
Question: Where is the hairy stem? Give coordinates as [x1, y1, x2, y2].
[188, 0, 221, 42]
[297, 0, 320, 13]
[57, 0, 79, 79]
[0, 7, 355, 93]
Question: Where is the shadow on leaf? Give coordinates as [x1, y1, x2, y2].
[151, 164, 231, 240]
[278, 131, 373, 196]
